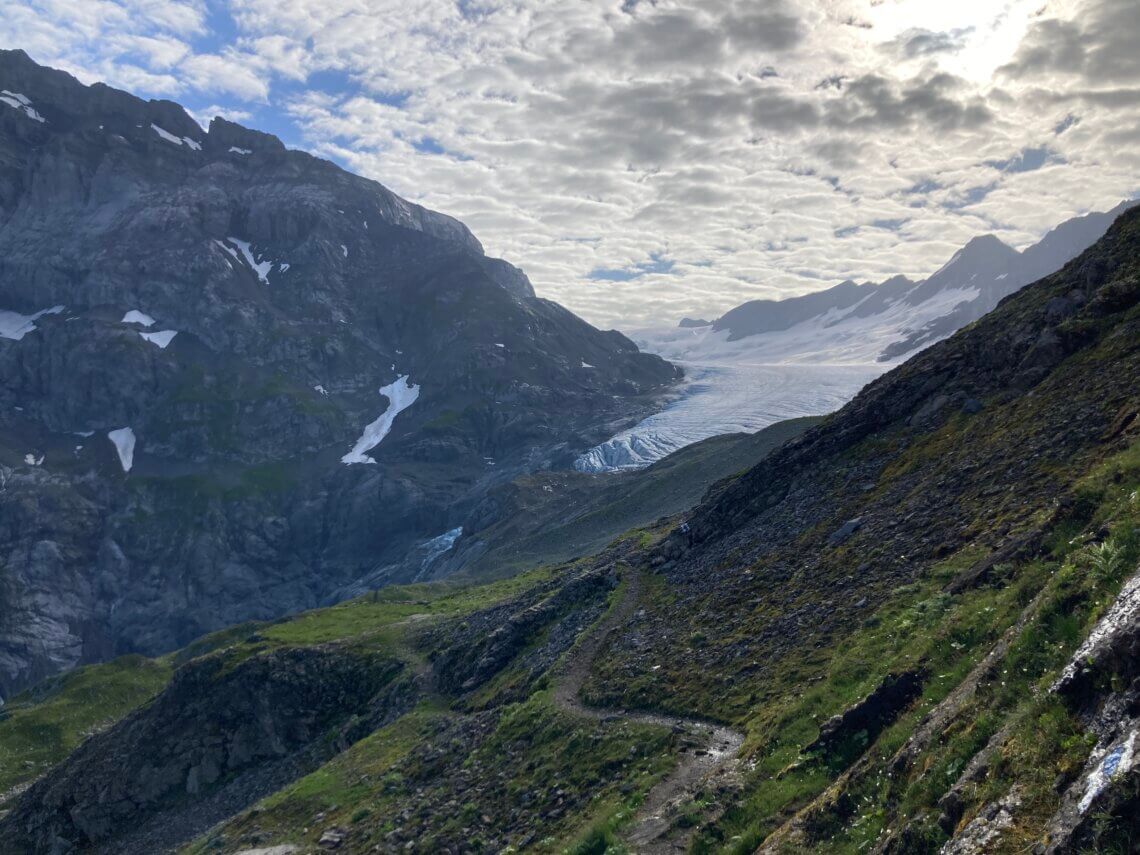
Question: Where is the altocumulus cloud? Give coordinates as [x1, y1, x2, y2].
[3, 0, 1138, 327]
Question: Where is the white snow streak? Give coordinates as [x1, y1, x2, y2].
[108, 427, 136, 472]
[342, 376, 421, 465]
[0, 305, 64, 341]
[228, 146, 252, 155]
[151, 123, 201, 149]
[227, 238, 273, 283]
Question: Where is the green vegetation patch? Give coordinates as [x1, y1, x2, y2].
[0, 655, 172, 796]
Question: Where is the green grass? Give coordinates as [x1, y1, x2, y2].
[186, 693, 677, 855]
[692, 436, 1140, 854]
[0, 655, 172, 796]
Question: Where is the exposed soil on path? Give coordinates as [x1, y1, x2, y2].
[551, 568, 744, 853]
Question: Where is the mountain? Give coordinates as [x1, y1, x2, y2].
[572, 202, 1138, 474]
[714, 201, 1137, 363]
[2, 191, 1138, 855]
[0, 50, 680, 701]
[677, 317, 711, 328]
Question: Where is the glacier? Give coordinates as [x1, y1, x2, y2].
[577, 285, 980, 473]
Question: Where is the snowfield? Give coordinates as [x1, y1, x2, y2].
[139, 330, 178, 348]
[0, 90, 46, 122]
[0, 305, 65, 341]
[342, 376, 421, 465]
[108, 427, 136, 472]
[122, 310, 156, 327]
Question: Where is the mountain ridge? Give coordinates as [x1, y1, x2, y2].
[707, 199, 1138, 362]
[0, 50, 680, 700]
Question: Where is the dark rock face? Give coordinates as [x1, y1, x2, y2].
[806, 669, 926, 755]
[0, 49, 679, 699]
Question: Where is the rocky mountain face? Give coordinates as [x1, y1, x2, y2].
[0, 50, 679, 700]
[2, 202, 1138, 854]
[710, 200, 1138, 362]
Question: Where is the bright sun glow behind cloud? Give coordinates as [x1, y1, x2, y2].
[866, 0, 1041, 81]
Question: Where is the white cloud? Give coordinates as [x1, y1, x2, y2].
[1, 0, 1137, 327]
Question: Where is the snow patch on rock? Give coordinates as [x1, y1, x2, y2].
[0, 90, 46, 122]
[0, 305, 65, 341]
[122, 310, 156, 327]
[151, 123, 201, 150]
[227, 238, 273, 283]
[342, 376, 421, 465]
[139, 330, 178, 348]
[108, 427, 136, 472]
[228, 146, 252, 155]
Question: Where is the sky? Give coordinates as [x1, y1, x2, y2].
[3, 0, 1140, 329]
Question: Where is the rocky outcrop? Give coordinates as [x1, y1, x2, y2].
[806, 669, 926, 755]
[0, 646, 407, 854]
[1036, 564, 1140, 852]
[0, 49, 679, 698]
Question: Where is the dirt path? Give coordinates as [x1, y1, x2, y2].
[551, 568, 744, 853]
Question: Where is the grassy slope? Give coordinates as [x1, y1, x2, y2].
[689, 438, 1140, 853]
[458, 417, 821, 580]
[0, 655, 172, 797]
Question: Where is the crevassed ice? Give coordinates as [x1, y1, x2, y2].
[108, 427, 136, 473]
[576, 286, 982, 473]
[421, 527, 463, 569]
[139, 330, 177, 348]
[122, 310, 156, 327]
[0, 305, 65, 341]
[342, 376, 421, 465]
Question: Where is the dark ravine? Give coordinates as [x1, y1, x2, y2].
[0, 49, 679, 700]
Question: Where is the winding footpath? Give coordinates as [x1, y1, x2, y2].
[551, 568, 745, 853]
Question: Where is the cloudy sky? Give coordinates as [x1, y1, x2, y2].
[3, 0, 1139, 328]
